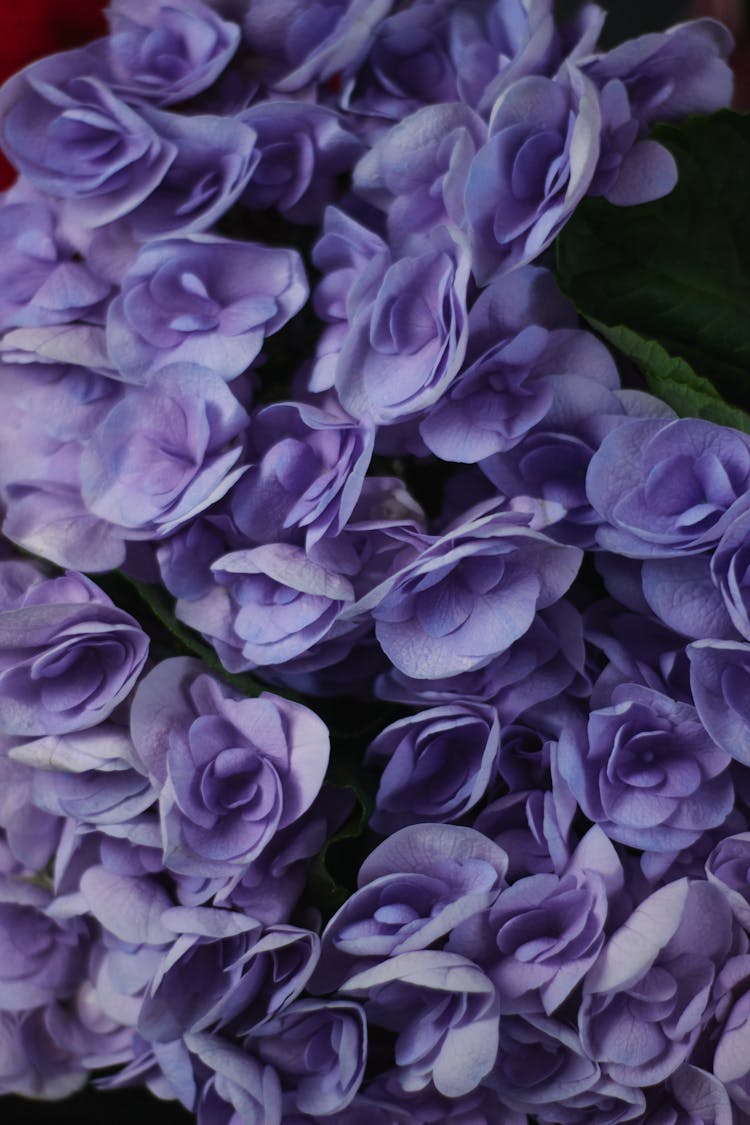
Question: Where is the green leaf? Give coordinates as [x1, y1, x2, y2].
[557, 110, 750, 416]
[589, 321, 750, 434]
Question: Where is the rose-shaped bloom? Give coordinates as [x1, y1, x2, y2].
[580, 879, 736, 1087]
[178, 542, 360, 674]
[464, 63, 601, 283]
[240, 101, 363, 223]
[184, 1031, 282, 1124]
[535, 1075, 646, 1124]
[127, 107, 259, 239]
[0, 199, 110, 330]
[453, 827, 623, 1016]
[0, 49, 175, 227]
[138, 906, 318, 1043]
[350, 501, 581, 680]
[641, 554, 735, 641]
[11, 724, 155, 828]
[353, 101, 486, 253]
[644, 1065, 734, 1125]
[487, 1013, 600, 1115]
[311, 823, 508, 994]
[587, 417, 750, 558]
[587, 77, 678, 207]
[365, 702, 500, 833]
[706, 832, 750, 930]
[712, 955, 750, 1115]
[688, 639, 750, 766]
[247, 998, 367, 1117]
[0, 1008, 88, 1102]
[0, 878, 87, 1011]
[0, 568, 148, 737]
[341, 950, 499, 1098]
[711, 507, 750, 641]
[106, 0, 241, 106]
[582, 18, 734, 128]
[130, 657, 330, 877]
[106, 234, 307, 383]
[558, 682, 734, 852]
[421, 313, 617, 465]
[231, 401, 374, 548]
[333, 225, 471, 425]
[0, 738, 60, 870]
[79, 366, 248, 538]
[244, 0, 393, 93]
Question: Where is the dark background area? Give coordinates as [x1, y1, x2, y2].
[0, 1, 728, 1123]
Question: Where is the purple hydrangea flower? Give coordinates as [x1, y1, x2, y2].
[688, 639, 750, 766]
[0, 567, 148, 737]
[79, 365, 248, 538]
[240, 101, 363, 223]
[230, 400, 374, 547]
[641, 554, 735, 640]
[333, 224, 471, 425]
[352, 101, 485, 252]
[712, 955, 750, 1115]
[451, 826, 624, 1016]
[365, 702, 500, 832]
[644, 1065, 735, 1125]
[246, 998, 367, 1117]
[0, 737, 61, 870]
[0, 878, 88, 1011]
[127, 106, 260, 239]
[0, 49, 175, 227]
[243, 0, 394, 93]
[464, 63, 601, 283]
[106, 0, 241, 106]
[582, 18, 735, 128]
[0, 1008, 89, 1100]
[557, 681, 734, 853]
[711, 507, 750, 641]
[580, 879, 737, 1087]
[129, 657, 330, 878]
[0, 198, 110, 330]
[340, 949, 499, 1098]
[586, 417, 750, 558]
[706, 832, 750, 931]
[311, 823, 508, 994]
[351, 501, 582, 680]
[106, 234, 307, 382]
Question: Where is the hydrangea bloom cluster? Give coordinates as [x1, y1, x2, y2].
[0, 2, 745, 1122]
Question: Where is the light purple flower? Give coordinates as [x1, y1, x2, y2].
[240, 101, 363, 223]
[706, 832, 750, 931]
[452, 827, 623, 1016]
[711, 506, 750, 641]
[582, 18, 735, 128]
[106, 0, 241, 106]
[351, 501, 582, 680]
[127, 106, 259, 239]
[688, 639, 750, 766]
[106, 234, 307, 382]
[231, 400, 374, 547]
[588, 78, 678, 206]
[0, 1008, 88, 1100]
[712, 955, 750, 1115]
[580, 879, 736, 1087]
[641, 554, 735, 640]
[311, 823, 508, 993]
[244, 0, 394, 93]
[79, 365, 248, 537]
[558, 681, 733, 852]
[129, 657, 330, 877]
[0, 568, 148, 737]
[366, 702, 500, 832]
[0, 49, 175, 227]
[0, 878, 87, 1011]
[247, 998, 367, 1117]
[586, 417, 750, 558]
[464, 63, 601, 283]
[340, 949, 499, 1098]
[645, 1065, 735, 1125]
[178, 541, 361, 674]
[0, 199, 110, 330]
[486, 1013, 600, 1115]
[352, 101, 485, 252]
[333, 224, 471, 425]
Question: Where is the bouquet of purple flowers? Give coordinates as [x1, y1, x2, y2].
[0, 1, 748, 1121]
